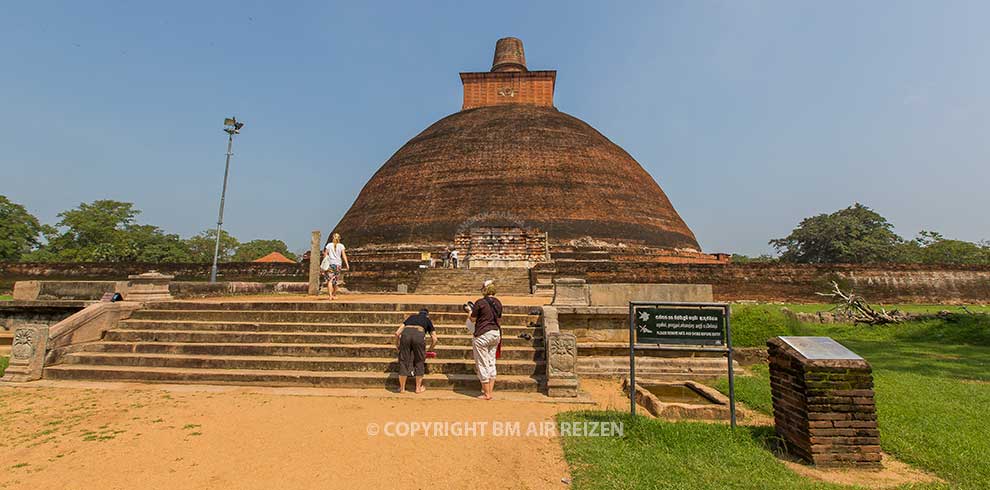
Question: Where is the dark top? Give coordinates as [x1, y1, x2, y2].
[471, 296, 502, 337]
[403, 313, 435, 334]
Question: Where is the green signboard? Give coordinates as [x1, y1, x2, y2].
[633, 306, 726, 346]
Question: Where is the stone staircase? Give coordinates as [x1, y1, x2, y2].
[44, 301, 546, 392]
[415, 268, 531, 295]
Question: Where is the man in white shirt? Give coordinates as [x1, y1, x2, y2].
[450, 249, 459, 269]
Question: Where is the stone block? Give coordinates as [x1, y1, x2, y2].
[125, 271, 174, 302]
[551, 278, 589, 306]
[587, 283, 713, 306]
[2, 324, 49, 382]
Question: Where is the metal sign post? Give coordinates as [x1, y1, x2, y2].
[628, 301, 736, 428]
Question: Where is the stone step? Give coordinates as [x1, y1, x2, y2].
[76, 341, 545, 362]
[104, 329, 543, 347]
[129, 309, 535, 326]
[152, 302, 538, 315]
[59, 352, 544, 376]
[44, 365, 545, 392]
[117, 320, 541, 336]
[577, 356, 736, 381]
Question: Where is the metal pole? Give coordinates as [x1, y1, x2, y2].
[629, 303, 636, 417]
[726, 304, 736, 429]
[210, 132, 234, 283]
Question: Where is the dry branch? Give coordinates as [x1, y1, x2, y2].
[815, 281, 901, 325]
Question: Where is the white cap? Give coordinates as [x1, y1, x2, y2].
[482, 279, 494, 288]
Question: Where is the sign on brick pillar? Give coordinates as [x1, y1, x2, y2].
[767, 336, 881, 468]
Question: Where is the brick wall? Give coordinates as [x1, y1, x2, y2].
[5, 261, 989, 302]
[0, 261, 423, 294]
[542, 262, 990, 303]
[767, 338, 881, 467]
[460, 71, 556, 110]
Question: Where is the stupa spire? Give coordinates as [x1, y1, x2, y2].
[491, 37, 527, 72]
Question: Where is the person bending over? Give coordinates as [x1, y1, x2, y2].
[395, 308, 437, 394]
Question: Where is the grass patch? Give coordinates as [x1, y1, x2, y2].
[0, 356, 7, 377]
[0, 294, 12, 301]
[558, 411, 843, 490]
[713, 363, 773, 415]
[729, 305, 812, 347]
[708, 309, 990, 489]
[564, 306, 989, 488]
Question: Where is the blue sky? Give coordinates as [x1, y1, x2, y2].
[2, 1, 988, 256]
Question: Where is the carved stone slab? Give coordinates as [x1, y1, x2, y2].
[547, 332, 577, 377]
[2, 324, 49, 382]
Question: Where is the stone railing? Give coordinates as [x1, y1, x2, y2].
[540, 306, 578, 397]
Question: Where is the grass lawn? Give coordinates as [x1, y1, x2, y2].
[561, 305, 990, 489]
[0, 356, 7, 377]
[0, 295, 12, 301]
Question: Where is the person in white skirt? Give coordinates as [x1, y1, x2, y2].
[320, 233, 349, 300]
[467, 280, 501, 400]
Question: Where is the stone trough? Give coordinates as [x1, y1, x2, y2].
[624, 378, 742, 421]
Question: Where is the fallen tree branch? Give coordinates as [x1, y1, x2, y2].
[815, 281, 901, 325]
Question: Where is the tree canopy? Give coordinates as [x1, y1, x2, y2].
[771, 204, 989, 264]
[0, 195, 43, 261]
[186, 229, 240, 263]
[770, 203, 904, 263]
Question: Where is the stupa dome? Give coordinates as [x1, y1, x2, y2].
[333, 39, 700, 252]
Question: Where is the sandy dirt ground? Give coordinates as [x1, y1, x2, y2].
[0, 382, 590, 490]
[0, 379, 934, 490]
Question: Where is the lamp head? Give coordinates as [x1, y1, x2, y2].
[223, 117, 244, 134]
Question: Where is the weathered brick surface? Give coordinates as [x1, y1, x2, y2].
[331, 38, 701, 252]
[542, 261, 990, 303]
[767, 338, 881, 468]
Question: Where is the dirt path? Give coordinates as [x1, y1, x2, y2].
[0, 382, 582, 490]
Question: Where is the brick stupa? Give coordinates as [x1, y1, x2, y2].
[334, 38, 720, 265]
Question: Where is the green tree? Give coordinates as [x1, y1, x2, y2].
[730, 254, 776, 263]
[35, 200, 140, 261]
[125, 224, 193, 263]
[900, 230, 990, 265]
[770, 203, 903, 263]
[0, 195, 43, 261]
[26, 200, 195, 263]
[232, 239, 297, 262]
[185, 229, 240, 263]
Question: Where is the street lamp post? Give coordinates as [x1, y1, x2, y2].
[210, 117, 244, 283]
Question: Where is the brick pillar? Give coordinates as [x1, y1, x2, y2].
[308, 231, 321, 295]
[767, 337, 881, 468]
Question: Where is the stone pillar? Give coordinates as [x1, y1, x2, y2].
[2, 324, 49, 382]
[768, 336, 881, 468]
[547, 332, 579, 397]
[551, 278, 589, 306]
[125, 271, 174, 302]
[308, 230, 321, 295]
[542, 306, 579, 397]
